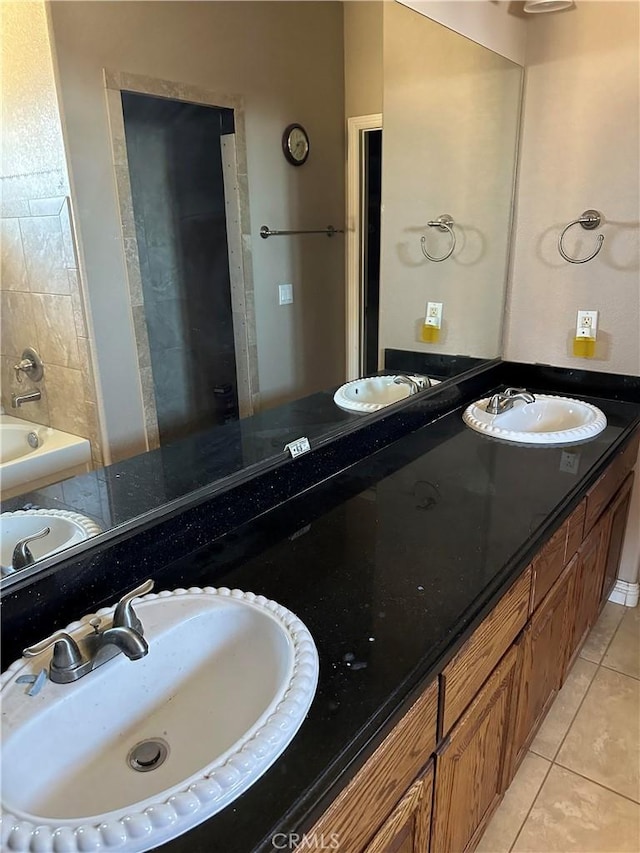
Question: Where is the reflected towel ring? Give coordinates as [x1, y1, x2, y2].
[421, 214, 456, 262]
[558, 210, 604, 264]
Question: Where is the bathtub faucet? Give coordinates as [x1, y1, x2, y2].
[11, 390, 41, 408]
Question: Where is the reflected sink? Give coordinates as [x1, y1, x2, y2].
[463, 394, 607, 445]
[1, 587, 319, 852]
[1, 509, 102, 575]
[334, 374, 439, 413]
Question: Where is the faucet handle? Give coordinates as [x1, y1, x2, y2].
[113, 579, 154, 632]
[12, 526, 50, 571]
[23, 631, 83, 673]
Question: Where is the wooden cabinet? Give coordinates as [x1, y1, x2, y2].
[364, 764, 433, 853]
[432, 644, 521, 853]
[512, 560, 573, 769]
[600, 472, 635, 608]
[564, 516, 607, 675]
[441, 569, 531, 735]
[305, 680, 438, 853]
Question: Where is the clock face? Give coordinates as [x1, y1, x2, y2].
[283, 124, 309, 165]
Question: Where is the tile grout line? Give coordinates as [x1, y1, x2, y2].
[551, 759, 640, 806]
[507, 757, 554, 853]
[599, 661, 640, 682]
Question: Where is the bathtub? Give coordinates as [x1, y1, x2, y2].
[0, 415, 91, 499]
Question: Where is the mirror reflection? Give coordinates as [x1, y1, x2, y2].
[0, 1, 522, 579]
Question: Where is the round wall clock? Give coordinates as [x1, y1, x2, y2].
[282, 123, 310, 166]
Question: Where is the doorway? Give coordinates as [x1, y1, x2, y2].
[346, 114, 383, 380]
[121, 93, 240, 444]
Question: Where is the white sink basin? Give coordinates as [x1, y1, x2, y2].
[334, 374, 439, 413]
[463, 394, 607, 445]
[1, 509, 102, 575]
[1, 587, 318, 852]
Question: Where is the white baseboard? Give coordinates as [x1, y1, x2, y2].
[608, 579, 639, 608]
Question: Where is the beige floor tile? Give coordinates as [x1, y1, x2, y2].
[556, 667, 640, 802]
[530, 658, 598, 760]
[476, 753, 550, 853]
[602, 606, 640, 680]
[512, 765, 640, 853]
[580, 601, 626, 664]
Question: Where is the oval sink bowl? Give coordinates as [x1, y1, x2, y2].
[463, 394, 607, 445]
[0, 509, 102, 575]
[334, 375, 439, 413]
[1, 587, 318, 852]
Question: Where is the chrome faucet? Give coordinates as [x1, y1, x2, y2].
[393, 374, 428, 395]
[23, 580, 154, 684]
[485, 387, 536, 415]
[11, 389, 41, 408]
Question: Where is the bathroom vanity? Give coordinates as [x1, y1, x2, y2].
[1, 361, 639, 853]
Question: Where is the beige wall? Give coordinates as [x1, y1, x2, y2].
[0, 1, 101, 466]
[344, 1, 383, 118]
[400, 0, 527, 65]
[48, 1, 345, 461]
[505, 1, 640, 585]
[379, 1, 522, 362]
[504, 1, 640, 376]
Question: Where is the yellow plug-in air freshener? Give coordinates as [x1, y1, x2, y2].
[573, 310, 598, 358]
[421, 302, 443, 343]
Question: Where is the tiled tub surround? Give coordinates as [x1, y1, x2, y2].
[0, 413, 91, 498]
[2, 362, 639, 853]
[0, 197, 102, 467]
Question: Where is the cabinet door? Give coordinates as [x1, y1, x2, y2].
[364, 763, 433, 853]
[432, 644, 520, 853]
[567, 518, 607, 668]
[512, 562, 572, 768]
[600, 473, 634, 608]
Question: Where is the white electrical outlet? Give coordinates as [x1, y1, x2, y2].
[576, 310, 598, 338]
[279, 283, 293, 305]
[425, 302, 443, 328]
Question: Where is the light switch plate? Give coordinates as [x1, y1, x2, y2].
[279, 283, 293, 305]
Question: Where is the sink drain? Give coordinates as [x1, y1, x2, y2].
[127, 738, 169, 772]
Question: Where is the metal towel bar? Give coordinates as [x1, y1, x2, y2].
[260, 225, 344, 239]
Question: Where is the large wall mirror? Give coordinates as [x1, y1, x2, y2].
[0, 1, 522, 583]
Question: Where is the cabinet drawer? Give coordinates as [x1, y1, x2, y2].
[305, 679, 438, 852]
[531, 520, 568, 611]
[565, 499, 586, 564]
[585, 434, 639, 534]
[440, 567, 531, 736]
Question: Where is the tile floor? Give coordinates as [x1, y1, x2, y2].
[477, 602, 640, 853]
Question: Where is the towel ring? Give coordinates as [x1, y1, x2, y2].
[558, 210, 604, 264]
[421, 214, 456, 262]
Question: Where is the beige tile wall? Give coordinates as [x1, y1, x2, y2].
[0, 196, 103, 467]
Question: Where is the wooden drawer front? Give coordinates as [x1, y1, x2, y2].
[441, 567, 531, 736]
[531, 520, 568, 611]
[305, 680, 438, 853]
[585, 433, 639, 534]
[364, 763, 433, 853]
[433, 644, 521, 853]
[565, 499, 586, 564]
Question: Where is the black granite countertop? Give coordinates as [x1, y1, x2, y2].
[2, 364, 639, 853]
[141, 391, 638, 852]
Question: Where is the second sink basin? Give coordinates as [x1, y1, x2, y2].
[1, 587, 319, 852]
[1, 509, 102, 575]
[463, 394, 607, 445]
[334, 375, 439, 413]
